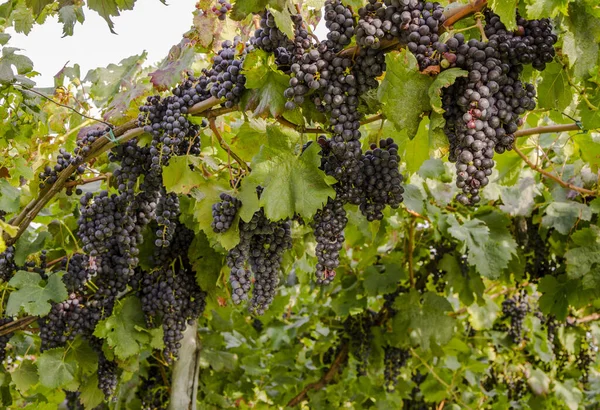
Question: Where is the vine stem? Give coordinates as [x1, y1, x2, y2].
[0, 316, 38, 337]
[408, 217, 416, 288]
[208, 118, 251, 173]
[512, 145, 596, 196]
[64, 174, 110, 188]
[515, 123, 582, 138]
[287, 344, 349, 407]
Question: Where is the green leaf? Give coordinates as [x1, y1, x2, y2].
[541, 202, 593, 235]
[391, 291, 455, 349]
[525, 0, 569, 19]
[248, 128, 335, 220]
[57, 5, 84, 36]
[441, 254, 484, 306]
[447, 210, 517, 279]
[0, 47, 33, 84]
[84, 52, 146, 106]
[162, 155, 205, 195]
[428, 68, 468, 114]
[563, 2, 600, 79]
[554, 380, 583, 410]
[489, 0, 517, 31]
[0, 179, 20, 212]
[538, 275, 575, 320]
[362, 264, 404, 297]
[199, 349, 238, 372]
[573, 132, 600, 173]
[394, 118, 431, 174]
[499, 176, 540, 216]
[378, 50, 433, 138]
[79, 374, 104, 410]
[242, 50, 290, 118]
[564, 226, 600, 279]
[25, 0, 52, 17]
[37, 348, 77, 389]
[93, 296, 151, 360]
[11, 360, 38, 392]
[87, 0, 121, 34]
[527, 367, 550, 396]
[537, 62, 573, 112]
[6, 271, 68, 316]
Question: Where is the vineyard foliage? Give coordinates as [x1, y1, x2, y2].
[0, 0, 600, 409]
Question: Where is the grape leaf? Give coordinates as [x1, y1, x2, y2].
[537, 62, 573, 112]
[79, 374, 104, 410]
[378, 50, 433, 138]
[57, 5, 85, 37]
[538, 275, 576, 320]
[162, 155, 205, 195]
[573, 133, 600, 173]
[0, 47, 33, 85]
[441, 254, 484, 306]
[11, 360, 38, 392]
[37, 348, 78, 389]
[554, 380, 583, 410]
[192, 11, 217, 49]
[6, 271, 68, 316]
[84, 52, 146, 106]
[247, 126, 335, 220]
[525, 0, 569, 19]
[564, 226, 600, 279]
[25, 0, 52, 17]
[148, 40, 195, 91]
[0, 179, 20, 212]
[362, 264, 404, 297]
[242, 50, 290, 118]
[87, 0, 126, 34]
[541, 202, 593, 235]
[428, 68, 468, 114]
[562, 2, 600, 79]
[93, 296, 152, 360]
[391, 291, 455, 349]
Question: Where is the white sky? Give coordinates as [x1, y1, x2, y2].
[6, 0, 198, 87]
[7, 2, 328, 88]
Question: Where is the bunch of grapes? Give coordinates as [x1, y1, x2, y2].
[224, 203, 292, 313]
[501, 290, 530, 343]
[344, 311, 376, 375]
[38, 293, 100, 350]
[64, 391, 83, 410]
[212, 193, 242, 233]
[312, 198, 347, 285]
[0, 245, 16, 282]
[89, 337, 118, 398]
[134, 264, 206, 362]
[360, 138, 404, 221]
[204, 38, 247, 108]
[0, 317, 14, 362]
[38, 148, 85, 190]
[211, 0, 231, 20]
[61, 253, 94, 293]
[324, 0, 356, 52]
[384, 346, 411, 392]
